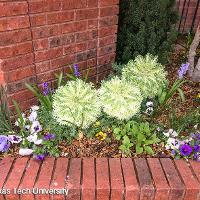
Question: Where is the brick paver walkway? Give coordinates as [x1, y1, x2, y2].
[0, 157, 199, 200]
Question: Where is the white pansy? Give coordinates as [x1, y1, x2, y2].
[7, 135, 22, 144]
[163, 131, 170, 137]
[28, 111, 37, 122]
[171, 131, 178, 137]
[27, 133, 42, 145]
[25, 125, 30, 130]
[31, 105, 39, 111]
[146, 101, 153, 107]
[166, 137, 181, 150]
[30, 121, 42, 134]
[19, 148, 33, 156]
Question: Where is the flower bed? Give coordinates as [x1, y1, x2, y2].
[0, 53, 199, 162]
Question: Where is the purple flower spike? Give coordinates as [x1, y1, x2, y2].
[179, 144, 193, 156]
[35, 154, 45, 161]
[178, 62, 189, 79]
[73, 64, 80, 77]
[44, 133, 56, 141]
[42, 82, 50, 96]
[0, 136, 10, 152]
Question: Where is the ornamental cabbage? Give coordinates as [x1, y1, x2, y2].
[99, 77, 143, 120]
[122, 54, 167, 98]
[52, 79, 101, 129]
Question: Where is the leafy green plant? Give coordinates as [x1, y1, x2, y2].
[0, 86, 13, 135]
[99, 76, 143, 120]
[119, 135, 133, 156]
[53, 79, 101, 130]
[122, 54, 167, 98]
[113, 121, 160, 155]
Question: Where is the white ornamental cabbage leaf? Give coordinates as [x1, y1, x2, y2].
[122, 54, 167, 98]
[52, 79, 101, 129]
[99, 77, 143, 120]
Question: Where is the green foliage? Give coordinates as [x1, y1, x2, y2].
[122, 54, 167, 98]
[156, 79, 187, 108]
[99, 76, 143, 120]
[113, 121, 160, 155]
[26, 83, 52, 111]
[0, 86, 13, 134]
[116, 0, 178, 66]
[169, 107, 200, 134]
[38, 105, 76, 142]
[53, 79, 101, 129]
[119, 135, 133, 156]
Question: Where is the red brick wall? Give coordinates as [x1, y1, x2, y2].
[177, 0, 200, 32]
[0, 0, 119, 110]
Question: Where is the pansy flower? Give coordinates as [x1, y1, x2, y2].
[179, 144, 193, 156]
[8, 135, 22, 144]
[19, 148, 33, 156]
[0, 136, 10, 152]
[30, 121, 42, 134]
[43, 133, 56, 141]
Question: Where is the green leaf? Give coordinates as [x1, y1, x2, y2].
[144, 146, 154, 155]
[177, 88, 185, 102]
[136, 145, 143, 154]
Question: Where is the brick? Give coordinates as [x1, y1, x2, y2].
[50, 158, 69, 200]
[109, 158, 124, 200]
[1, 53, 34, 71]
[0, 42, 33, 59]
[75, 21, 88, 32]
[8, 89, 35, 105]
[51, 55, 75, 69]
[98, 44, 116, 56]
[49, 36, 63, 48]
[88, 19, 98, 29]
[66, 158, 81, 200]
[63, 44, 76, 55]
[62, 22, 75, 34]
[88, 30, 98, 40]
[29, 0, 62, 14]
[121, 158, 139, 200]
[19, 158, 41, 200]
[0, 16, 30, 32]
[62, 34, 75, 45]
[175, 160, 200, 200]
[76, 42, 87, 52]
[7, 76, 36, 94]
[99, 26, 117, 38]
[134, 158, 155, 200]
[62, 0, 87, 10]
[88, 40, 97, 49]
[0, 71, 5, 84]
[76, 32, 89, 43]
[30, 13, 47, 27]
[76, 8, 98, 20]
[76, 52, 88, 62]
[87, 49, 97, 59]
[87, 0, 98, 7]
[147, 158, 170, 200]
[82, 158, 95, 200]
[97, 63, 112, 74]
[35, 47, 63, 62]
[34, 157, 55, 200]
[33, 38, 49, 51]
[98, 53, 115, 65]
[99, 35, 117, 47]
[190, 160, 200, 182]
[87, 58, 97, 67]
[100, 6, 119, 17]
[36, 61, 50, 73]
[32, 25, 61, 39]
[0, 2, 28, 17]
[96, 158, 110, 200]
[0, 29, 31, 46]
[160, 158, 185, 200]
[0, 157, 14, 188]
[5, 65, 35, 83]
[99, 0, 119, 6]
[47, 11, 74, 25]
[37, 69, 60, 83]
[99, 16, 118, 27]
[4, 158, 29, 200]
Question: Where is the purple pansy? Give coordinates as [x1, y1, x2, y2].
[178, 62, 189, 79]
[0, 136, 10, 152]
[194, 153, 200, 162]
[179, 144, 193, 156]
[194, 145, 200, 152]
[73, 64, 80, 77]
[35, 154, 46, 161]
[8, 135, 22, 144]
[44, 133, 56, 141]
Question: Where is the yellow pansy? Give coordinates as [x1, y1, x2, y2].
[96, 131, 107, 141]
